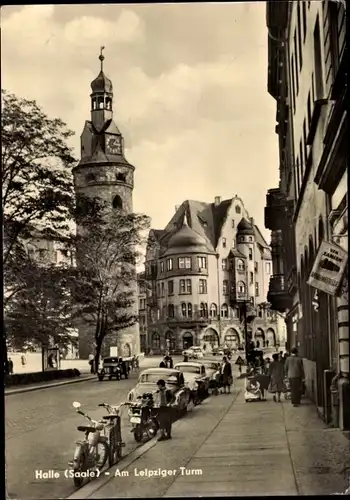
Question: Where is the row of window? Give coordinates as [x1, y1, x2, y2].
[159, 256, 208, 273]
[157, 278, 208, 296]
[156, 278, 261, 298]
[159, 302, 239, 320]
[159, 256, 271, 274]
[85, 172, 127, 184]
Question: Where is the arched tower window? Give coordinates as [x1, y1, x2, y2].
[86, 173, 96, 183]
[237, 259, 245, 270]
[92, 99, 97, 110]
[112, 195, 123, 210]
[235, 205, 241, 213]
[116, 173, 126, 182]
[105, 97, 112, 110]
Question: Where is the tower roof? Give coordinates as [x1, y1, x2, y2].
[237, 217, 255, 236]
[90, 46, 113, 93]
[163, 211, 208, 256]
[91, 70, 113, 94]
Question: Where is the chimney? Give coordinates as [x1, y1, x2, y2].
[175, 205, 179, 212]
[250, 217, 255, 226]
[214, 196, 221, 206]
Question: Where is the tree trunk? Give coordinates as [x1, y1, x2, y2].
[3, 321, 9, 375]
[94, 336, 103, 374]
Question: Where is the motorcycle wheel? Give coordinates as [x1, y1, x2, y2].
[95, 439, 109, 470]
[133, 427, 143, 443]
[72, 447, 87, 488]
[109, 440, 122, 466]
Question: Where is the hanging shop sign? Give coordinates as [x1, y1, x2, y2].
[307, 240, 348, 296]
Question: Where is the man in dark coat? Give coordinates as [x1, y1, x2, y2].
[220, 356, 232, 394]
[284, 347, 305, 406]
[156, 379, 174, 440]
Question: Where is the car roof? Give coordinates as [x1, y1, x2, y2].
[140, 368, 179, 376]
[175, 362, 203, 368]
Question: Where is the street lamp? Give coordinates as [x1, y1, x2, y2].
[237, 297, 250, 369]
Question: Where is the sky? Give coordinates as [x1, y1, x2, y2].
[2, 3, 279, 243]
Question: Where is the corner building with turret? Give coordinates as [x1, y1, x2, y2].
[143, 196, 286, 354]
[73, 53, 140, 359]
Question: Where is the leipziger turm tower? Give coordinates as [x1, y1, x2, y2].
[73, 47, 140, 359]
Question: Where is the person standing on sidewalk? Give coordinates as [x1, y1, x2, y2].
[284, 347, 305, 407]
[156, 379, 174, 441]
[268, 353, 284, 402]
[88, 353, 95, 374]
[220, 356, 232, 394]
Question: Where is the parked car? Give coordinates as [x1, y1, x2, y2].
[182, 346, 204, 359]
[211, 347, 224, 356]
[200, 359, 221, 389]
[97, 356, 129, 381]
[127, 368, 191, 415]
[174, 362, 209, 403]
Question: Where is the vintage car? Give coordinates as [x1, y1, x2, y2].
[211, 347, 224, 356]
[127, 368, 191, 415]
[200, 359, 221, 389]
[174, 362, 209, 403]
[182, 346, 204, 359]
[97, 356, 130, 381]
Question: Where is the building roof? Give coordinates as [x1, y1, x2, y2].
[229, 248, 247, 259]
[237, 217, 255, 235]
[91, 70, 113, 94]
[152, 197, 269, 257]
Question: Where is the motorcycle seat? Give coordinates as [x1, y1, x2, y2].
[103, 415, 119, 420]
[77, 425, 97, 433]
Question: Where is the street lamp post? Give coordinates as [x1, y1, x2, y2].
[243, 300, 249, 367]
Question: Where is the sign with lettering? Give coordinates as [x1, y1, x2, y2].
[307, 240, 348, 296]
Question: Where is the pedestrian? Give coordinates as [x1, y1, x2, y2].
[8, 358, 14, 374]
[284, 347, 305, 407]
[220, 356, 233, 394]
[21, 354, 26, 366]
[159, 360, 166, 368]
[183, 354, 189, 362]
[268, 353, 284, 402]
[88, 353, 95, 374]
[156, 379, 174, 441]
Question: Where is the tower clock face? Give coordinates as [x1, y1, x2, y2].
[106, 136, 122, 155]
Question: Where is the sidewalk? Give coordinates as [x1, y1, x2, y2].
[5, 372, 96, 396]
[71, 378, 350, 498]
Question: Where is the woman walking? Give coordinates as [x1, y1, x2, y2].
[268, 353, 285, 402]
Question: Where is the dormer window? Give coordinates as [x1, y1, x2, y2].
[235, 205, 241, 214]
[222, 238, 227, 248]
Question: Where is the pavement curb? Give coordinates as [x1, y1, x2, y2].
[5, 375, 96, 396]
[66, 398, 216, 499]
[66, 429, 160, 499]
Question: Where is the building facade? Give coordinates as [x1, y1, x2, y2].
[143, 196, 285, 354]
[265, 0, 348, 429]
[72, 52, 140, 359]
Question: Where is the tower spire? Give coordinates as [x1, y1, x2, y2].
[99, 46, 105, 72]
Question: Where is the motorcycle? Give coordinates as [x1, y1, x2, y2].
[128, 392, 159, 442]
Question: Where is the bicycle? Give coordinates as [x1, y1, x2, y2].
[69, 401, 109, 488]
[98, 402, 129, 467]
